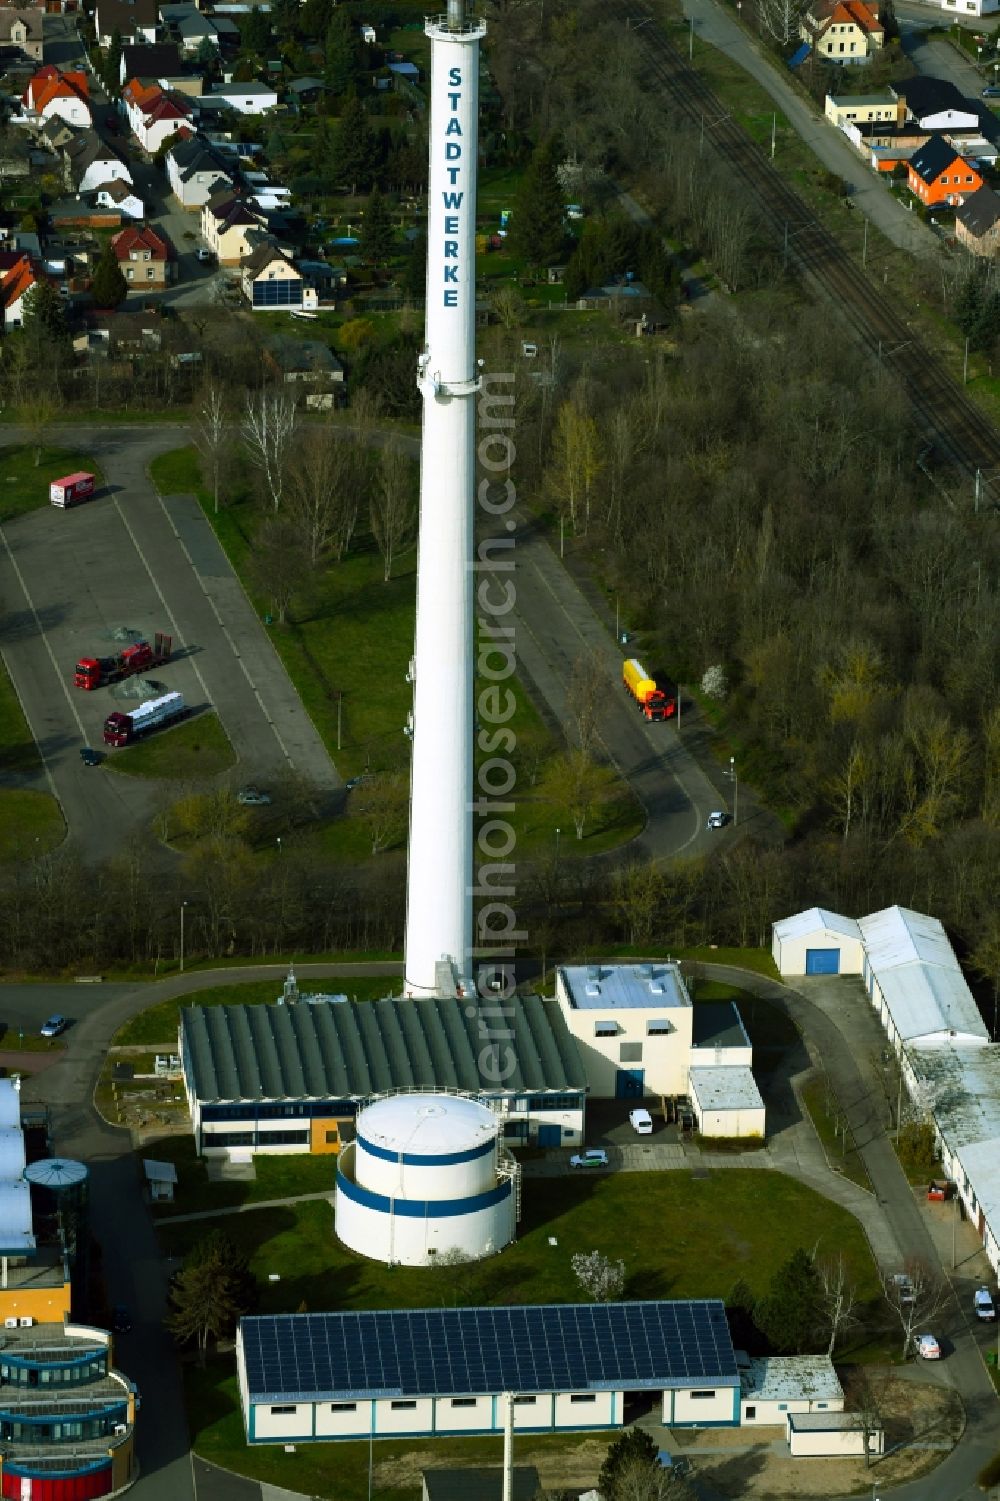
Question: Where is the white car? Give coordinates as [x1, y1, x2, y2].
[569, 1149, 609, 1169]
[237, 787, 271, 806]
[915, 1333, 941, 1360]
[629, 1108, 653, 1135]
[974, 1286, 997, 1321]
[707, 810, 728, 829]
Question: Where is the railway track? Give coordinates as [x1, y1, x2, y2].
[617, 0, 1000, 500]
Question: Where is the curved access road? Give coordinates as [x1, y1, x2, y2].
[698, 962, 1000, 1501]
[0, 421, 775, 867]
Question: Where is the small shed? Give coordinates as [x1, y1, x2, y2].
[771, 907, 864, 977]
[688, 1066, 765, 1139]
[787, 1411, 884, 1457]
[740, 1355, 844, 1425]
[143, 1159, 178, 1203]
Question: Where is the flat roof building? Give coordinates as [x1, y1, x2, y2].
[739, 1354, 844, 1424]
[236, 1300, 740, 1444]
[689, 1067, 765, 1139]
[557, 963, 695, 1099]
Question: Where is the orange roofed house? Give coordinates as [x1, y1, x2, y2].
[24, 64, 91, 126]
[0, 254, 38, 327]
[907, 137, 982, 208]
[801, 0, 884, 63]
[111, 225, 176, 288]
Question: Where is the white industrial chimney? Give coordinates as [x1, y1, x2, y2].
[403, 0, 485, 998]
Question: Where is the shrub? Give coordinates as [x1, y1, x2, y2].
[977, 1452, 1000, 1488]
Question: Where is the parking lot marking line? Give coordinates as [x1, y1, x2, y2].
[150, 490, 296, 769]
[111, 494, 215, 713]
[0, 525, 87, 747]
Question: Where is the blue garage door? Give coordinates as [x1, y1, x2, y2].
[537, 1123, 561, 1147]
[806, 948, 840, 975]
[615, 1069, 645, 1099]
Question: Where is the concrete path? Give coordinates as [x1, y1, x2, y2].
[160, 1191, 334, 1226]
[684, 0, 939, 257]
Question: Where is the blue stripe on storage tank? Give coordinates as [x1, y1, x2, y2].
[357, 1133, 496, 1167]
[337, 1165, 512, 1218]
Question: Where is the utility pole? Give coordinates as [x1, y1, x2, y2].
[337, 691, 343, 751]
[733, 761, 739, 827]
[783, 220, 789, 273]
[689, 14, 694, 57]
[862, 216, 868, 269]
[964, 335, 970, 385]
[771, 111, 776, 160]
[975, 468, 981, 514]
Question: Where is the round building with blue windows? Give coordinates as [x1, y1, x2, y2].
[335, 1093, 516, 1266]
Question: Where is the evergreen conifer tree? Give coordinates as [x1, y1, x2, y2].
[360, 188, 394, 264]
[508, 136, 566, 270]
[91, 242, 128, 309]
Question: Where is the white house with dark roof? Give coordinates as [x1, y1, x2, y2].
[166, 134, 233, 207]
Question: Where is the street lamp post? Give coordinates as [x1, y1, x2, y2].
[555, 827, 561, 863]
[730, 757, 739, 827]
[276, 836, 283, 856]
[179, 900, 188, 974]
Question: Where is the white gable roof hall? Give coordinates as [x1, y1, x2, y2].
[772, 908, 862, 943]
[860, 907, 988, 1045]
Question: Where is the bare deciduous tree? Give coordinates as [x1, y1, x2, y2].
[351, 771, 409, 856]
[370, 440, 415, 582]
[567, 649, 605, 755]
[286, 422, 356, 566]
[816, 1253, 858, 1356]
[883, 1259, 949, 1359]
[195, 382, 229, 514]
[242, 388, 298, 511]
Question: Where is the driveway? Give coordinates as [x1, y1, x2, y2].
[902, 28, 994, 97]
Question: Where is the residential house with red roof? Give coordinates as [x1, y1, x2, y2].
[111, 225, 175, 287]
[24, 65, 90, 126]
[907, 136, 982, 207]
[122, 77, 192, 153]
[801, 0, 884, 62]
[0, 254, 38, 327]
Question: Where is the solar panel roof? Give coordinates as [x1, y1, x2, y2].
[240, 1301, 738, 1403]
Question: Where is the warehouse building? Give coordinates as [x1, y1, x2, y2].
[180, 990, 587, 1156]
[773, 904, 1000, 1276]
[771, 908, 865, 976]
[236, 1300, 740, 1444]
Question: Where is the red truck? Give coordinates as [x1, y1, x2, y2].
[49, 472, 96, 509]
[74, 632, 172, 691]
[623, 658, 676, 722]
[104, 690, 187, 748]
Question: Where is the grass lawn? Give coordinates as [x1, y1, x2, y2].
[160, 1171, 881, 1314]
[677, 947, 781, 980]
[800, 1075, 873, 1193]
[171, 1172, 882, 1499]
[0, 654, 41, 778]
[151, 447, 644, 863]
[141, 1136, 337, 1218]
[111, 975, 398, 1047]
[105, 711, 235, 781]
[0, 790, 64, 862]
[0, 446, 104, 524]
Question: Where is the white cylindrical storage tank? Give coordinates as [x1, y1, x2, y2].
[335, 1093, 515, 1266]
[356, 1095, 498, 1200]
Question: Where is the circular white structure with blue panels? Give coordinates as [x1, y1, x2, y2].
[335, 1094, 515, 1266]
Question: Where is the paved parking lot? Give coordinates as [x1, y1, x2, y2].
[0, 429, 340, 860]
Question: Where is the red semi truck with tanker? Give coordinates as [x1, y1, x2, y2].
[74, 632, 172, 690]
[104, 690, 187, 747]
[623, 658, 676, 721]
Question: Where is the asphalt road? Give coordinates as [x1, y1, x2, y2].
[684, 0, 939, 257]
[902, 25, 994, 96]
[0, 424, 341, 861]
